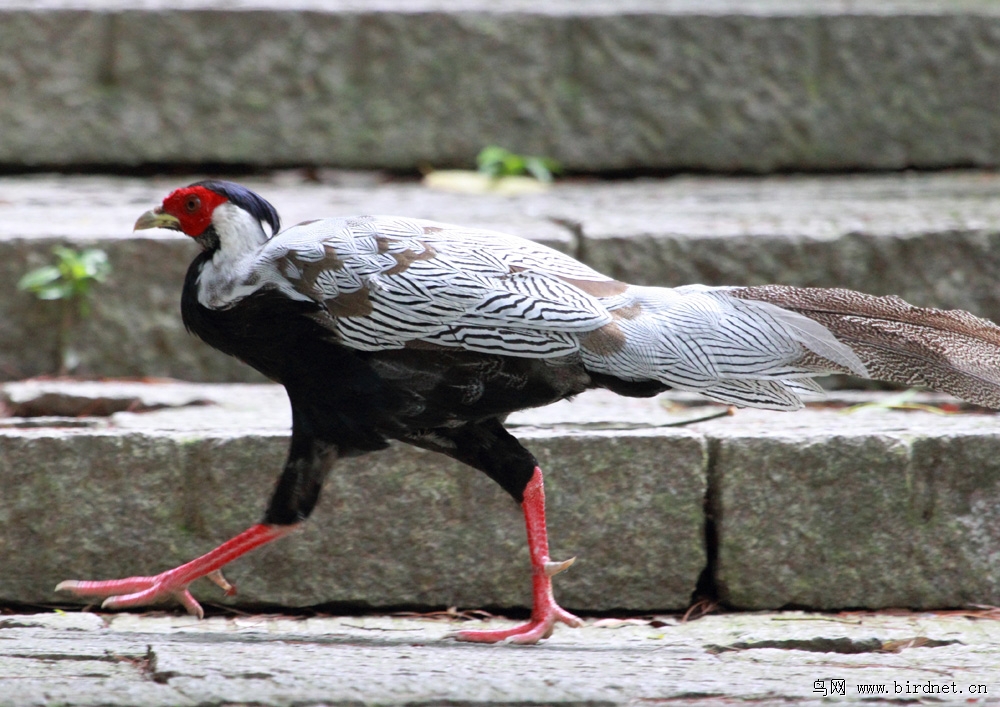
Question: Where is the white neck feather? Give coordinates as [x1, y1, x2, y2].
[197, 202, 271, 308]
[213, 202, 270, 254]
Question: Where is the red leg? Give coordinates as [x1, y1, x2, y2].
[457, 467, 583, 644]
[56, 523, 294, 618]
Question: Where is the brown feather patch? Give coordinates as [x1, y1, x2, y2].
[580, 322, 627, 356]
[611, 302, 642, 320]
[285, 246, 346, 295]
[385, 241, 438, 275]
[559, 277, 629, 298]
[323, 288, 374, 318]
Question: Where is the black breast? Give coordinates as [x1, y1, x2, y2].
[181, 256, 323, 383]
[182, 254, 403, 453]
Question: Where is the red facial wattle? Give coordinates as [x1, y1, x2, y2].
[160, 185, 229, 237]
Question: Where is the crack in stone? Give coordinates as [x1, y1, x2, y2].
[692, 438, 721, 608]
[143, 645, 179, 684]
[7, 650, 149, 664]
[6, 393, 214, 418]
[705, 636, 961, 655]
[0, 619, 42, 629]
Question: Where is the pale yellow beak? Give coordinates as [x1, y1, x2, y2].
[133, 207, 181, 232]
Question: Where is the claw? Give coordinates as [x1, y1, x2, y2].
[543, 557, 575, 577]
[173, 590, 205, 619]
[54, 580, 82, 594]
[206, 569, 236, 596]
[456, 603, 583, 644]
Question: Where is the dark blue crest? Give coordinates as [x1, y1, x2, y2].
[191, 180, 281, 236]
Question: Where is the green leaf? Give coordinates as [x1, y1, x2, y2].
[79, 249, 111, 281]
[18, 265, 63, 292]
[34, 283, 75, 300]
[18, 247, 112, 308]
[476, 145, 560, 182]
[476, 145, 510, 177]
[524, 156, 559, 183]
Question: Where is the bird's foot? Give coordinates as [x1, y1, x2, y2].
[455, 554, 582, 645]
[455, 599, 583, 645]
[55, 523, 290, 618]
[453, 468, 583, 645]
[56, 569, 209, 619]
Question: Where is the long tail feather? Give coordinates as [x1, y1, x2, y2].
[730, 285, 1000, 408]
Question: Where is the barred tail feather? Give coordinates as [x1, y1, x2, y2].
[730, 285, 1000, 408]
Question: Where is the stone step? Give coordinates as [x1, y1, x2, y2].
[2, 381, 998, 613]
[2, 1, 999, 172]
[3, 611, 998, 705]
[2, 171, 1000, 381]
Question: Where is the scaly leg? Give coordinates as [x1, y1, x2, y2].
[56, 523, 294, 618]
[457, 467, 583, 644]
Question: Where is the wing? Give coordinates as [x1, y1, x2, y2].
[256, 216, 618, 357]
[225, 216, 867, 410]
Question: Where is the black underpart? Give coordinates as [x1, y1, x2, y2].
[588, 371, 669, 398]
[183, 254, 404, 454]
[401, 418, 540, 503]
[183, 252, 668, 521]
[264, 404, 338, 525]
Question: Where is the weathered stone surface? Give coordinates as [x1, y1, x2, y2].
[1, 610, 998, 706]
[4, 382, 1000, 614]
[0, 432, 191, 596]
[4, 172, 1000, 382]
[704, 408, 1000, 610]
[577, 174, 1000, 317]
[2, 2, 1000, 171]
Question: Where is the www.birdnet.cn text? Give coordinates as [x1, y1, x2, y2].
[813, 678, 990, 697]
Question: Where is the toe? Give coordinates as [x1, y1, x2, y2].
[56, 577, 155, 599]
[175, 589, 206, 619]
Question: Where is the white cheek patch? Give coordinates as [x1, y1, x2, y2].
[196, 203, 307, 308]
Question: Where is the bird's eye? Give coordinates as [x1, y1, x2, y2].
[185, 196, 201, 212]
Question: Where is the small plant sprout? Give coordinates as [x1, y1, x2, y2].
[18, 246, 111, 374]
[476, 145, 562, 183]
[423, 146, 562, 194]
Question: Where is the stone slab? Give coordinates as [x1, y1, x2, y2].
[2, 2, 1000, 172]
[697, 407, 1000, 610]
[1, 611, 999, 706]
[3, 172, 1000, 381]
[3, 382, 1000, 613]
